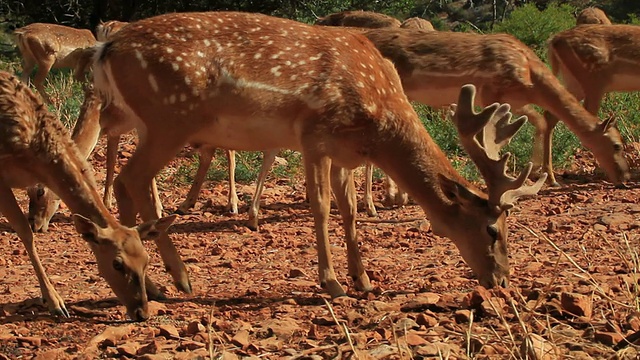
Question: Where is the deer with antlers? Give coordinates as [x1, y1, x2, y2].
[0, 70, 176, 320]
[13, 23, 96, 103]
[361, 27, 630, 186]
[576, 7, 612, 25]
[90, 11, 546, 297]
[547, 24, 638, 127]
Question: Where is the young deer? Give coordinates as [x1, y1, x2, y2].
[362, 27, 630, 186]
[13, 23, 96, 103]
[92, 11, 545, 296]
[0, 71, 176, 320]
[547, 24, 637, 122]
[576, 7, 612, 25]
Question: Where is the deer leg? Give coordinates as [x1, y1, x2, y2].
[384, 175, 409, 207]
[32, 58, 54, 104]
[226, 149, 239, 214]
[103, 134, 119, 210]
[331, 165, 373, 293]
[20, 57, 36, 85]
[520, 106, 560, 187]
[114, 134, 192, 293]
[176, 146, 214, 214]
[304, 153, 345, 298]
[247, 149, 277, 231]
[583, 90, 605, 116]
[150, 178, 163, 218]
[0, 181, 69, 317]
[363, 163, 377, 217]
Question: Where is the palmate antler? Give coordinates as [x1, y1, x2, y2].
[449, 84, 547, 210]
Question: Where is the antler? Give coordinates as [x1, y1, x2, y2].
[450, 84, 547, 210]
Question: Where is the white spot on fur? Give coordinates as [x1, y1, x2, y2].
[270, 66, 282, 77]
[204, 39, 211, 46]
[169, 94, 176, 104]
[166, 47, 174, 53]
[172, 63, 179, 71]
[254, 53, 262, 59]
[148, 74, 158, 92]
[180, 93, 187, 102]
[357, 81, 365, 88]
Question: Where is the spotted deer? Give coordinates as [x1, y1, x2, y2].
[13, 23, 96, 103]
[576, 7, 611, 25]
[400, 17, 435, 30]
[0, 70, 176, 321]
[361, 27, 630, 186]
[91, 11, 546, 296]
[547, 24, 638, 129]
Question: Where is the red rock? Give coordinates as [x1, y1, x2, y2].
[560, 292, 592, 318]
[137, 340, 161, 355]
[231, 329, 250, 348]
[186, 320, 206, 335]
[116, 342, 140, 357]
[520, 334, 559, 360]
[454, 310, 472, 324]
[415, 313, 438, 328]
[157, 324, 180, 339]
[594, 331, 623, 346]
[405, 332, 428, 346]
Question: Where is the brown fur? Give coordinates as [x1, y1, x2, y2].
[13, 23, 96, 103]
[576, 7, 611, 25]
[362, 27, 629, 185]
[400, 17, 435, 30]
[0, 70, 174, 321]
[315, 10, 401, 28]
[92, 11, 544, 295]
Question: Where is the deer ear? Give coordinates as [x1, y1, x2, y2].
[599, 114, 617, 133]
[72, 214, 100, 245]
[437, 173, 484, 208]
[137, 214, 178, 240]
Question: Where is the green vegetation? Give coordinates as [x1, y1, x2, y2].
[1, 0, 640, 186]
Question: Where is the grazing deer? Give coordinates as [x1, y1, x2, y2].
[96, 20, 129, 41]
[547, 24, 637, 121]
[0, 70, 176, 320]
[13, 23, 96, 103]
[400, 17, 435, 30]
[315, 10, 401, 28]
[361, 27, 630, 186]
[576, 7, 611, 25]
[92, 11, 546, 297]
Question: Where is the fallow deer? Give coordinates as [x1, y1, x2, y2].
[576, 7, 612, 25]
[91, 11, 545, 297]
[361, 27, 630, 186]
[13, 23, 96, 103]
[315, 10, 401, 28]
[0, 70, 176, 320]
[547, 24, 637, 122]
[400, 17, 436, 30]
[96, 20, 129, 41]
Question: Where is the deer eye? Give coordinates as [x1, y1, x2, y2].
[613, 143, 623, 152]
[113, 258, 125, 272]
[36, 187, 45, 197]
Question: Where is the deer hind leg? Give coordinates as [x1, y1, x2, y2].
[363, 163, 377, 217]
[20, 56, 36, 85]
[226, 149, 239, 214]
[247, 149, 277, 231]
[113, 133, 192, 293]
[519, 105, 560, 187]
[32, 57, 54, 104]
[0, 181, 69, 317]
[176, 146, 214, 215]
[331, 165, 373, 293]
[304, 153, 345, 298]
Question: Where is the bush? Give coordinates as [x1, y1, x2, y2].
[493, 2, 576, 55]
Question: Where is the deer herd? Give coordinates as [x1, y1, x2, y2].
[0, 7, 635, 320]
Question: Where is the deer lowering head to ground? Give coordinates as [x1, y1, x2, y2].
[13, 23, 96, 103]
[362, 27, 630, 186]
[0, 70, 176, 320]
[576, 7, 612, 25]
[92, 11, 545, 296]
[315, 10, 401, 28]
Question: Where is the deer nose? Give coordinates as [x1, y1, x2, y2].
[130, 307, 149, 322]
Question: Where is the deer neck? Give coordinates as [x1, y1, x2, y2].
[370, 119, 480, 236]
[36, 113, 114, 228]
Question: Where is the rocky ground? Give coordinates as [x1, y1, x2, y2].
[0, 138, 639, 360]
